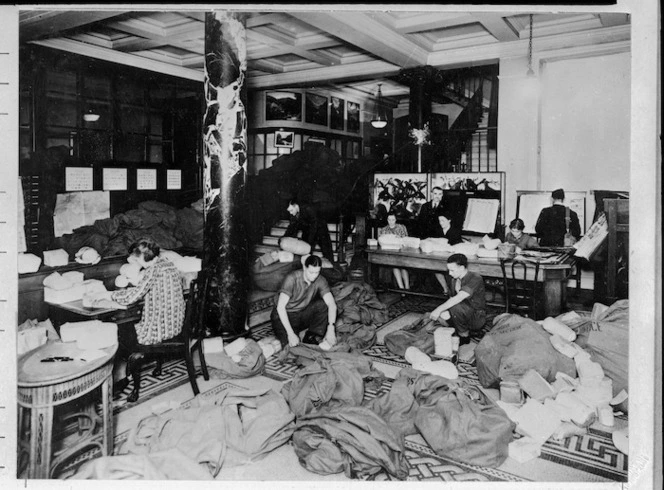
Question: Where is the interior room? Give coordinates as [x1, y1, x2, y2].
[10, 4, 660, 486]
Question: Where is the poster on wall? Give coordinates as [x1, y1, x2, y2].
[265, 91, 302, 121]
[430, 172, 503, 192]
[53, 191, 110, 237]
[330, 96, 345, 130]
[347, 101, 360, 132]
[305, 92, 328, 126]
[136, 168, 157, 190]
[65, 167, 94, 191]
[372, 173, 429, 219]
[102, 168, 127, 191]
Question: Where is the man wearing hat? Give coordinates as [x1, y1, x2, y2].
[535, 188, 581, 247]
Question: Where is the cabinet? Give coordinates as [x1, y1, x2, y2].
[604, 198, 629, 303]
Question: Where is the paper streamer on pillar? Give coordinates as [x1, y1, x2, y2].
[201, 11, 250, 339]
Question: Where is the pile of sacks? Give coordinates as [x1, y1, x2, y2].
[202, 337, 266, 379]
[330, 281, 390, 350]
[252, 237, 336, 292]
[474, 301, 630, 461]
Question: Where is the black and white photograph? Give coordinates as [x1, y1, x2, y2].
[1, 3, 661, 488]
[265, 91, 302, 121]
[330, 95, 345, 130]
[346, 100, 360, 132]
[274, 130, 294, 148]
[304, 92, 328, 126]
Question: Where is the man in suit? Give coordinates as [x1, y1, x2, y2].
[416, 186, 444, 238]
[535, 188, 581, 247]
[284, 199, 335, 263]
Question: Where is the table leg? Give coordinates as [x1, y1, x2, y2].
[102, 374, 114, 456]
[543, 278, 564, 317]
[28, 405, 53, 479]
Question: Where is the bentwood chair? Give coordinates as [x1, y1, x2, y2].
[125, 274, 209, 403]
[499, 258, 543, 320]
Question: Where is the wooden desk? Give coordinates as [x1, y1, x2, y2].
[366, 246, 572, 317]
[17, 341, 117, 478]
[47, 299, 142, 329]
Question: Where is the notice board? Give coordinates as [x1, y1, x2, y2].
[516, 190, 587, 235]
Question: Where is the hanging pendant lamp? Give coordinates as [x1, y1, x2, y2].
[370, 83, 388, 129]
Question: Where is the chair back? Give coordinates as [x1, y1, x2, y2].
[182, 271, 207, 341]
[500, 258, 541, 319]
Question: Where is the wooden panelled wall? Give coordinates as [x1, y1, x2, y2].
[19, 45, 205, 254]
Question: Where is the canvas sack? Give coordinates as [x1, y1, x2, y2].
[414, 384, 515, 468]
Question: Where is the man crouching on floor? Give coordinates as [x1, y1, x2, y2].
[429, 253, 487, 345]
[271, 254, 338, 348]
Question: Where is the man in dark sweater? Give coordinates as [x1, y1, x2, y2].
[429, 253, 486, 344]
[284, 199, 335, 263]
[535, 188, 581, 247]
[271, 255, 338, 348]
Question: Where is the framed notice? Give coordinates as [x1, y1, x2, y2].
[167, 169, 182, 190]
[65, 167, 94, 191]
[463, 198, 500, 233]
[137, 168, 157, 190]
[102, 168, 127, 191]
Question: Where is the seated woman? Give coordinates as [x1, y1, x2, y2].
[505, 218, 539, 251]
[103, 238, 186, 392]
[378, 212, 411, 291]
[432, 213, 463, 295]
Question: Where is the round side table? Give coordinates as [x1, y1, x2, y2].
[17, 341, 117, 479]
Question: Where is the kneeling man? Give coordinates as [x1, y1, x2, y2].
[272, 255, 338, 348]
[429, 253, 486, 344]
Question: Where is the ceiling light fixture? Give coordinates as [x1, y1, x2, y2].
[527, 14, 535, 77]
[370, 83, 388, 129]
[83, 108, 100, 122]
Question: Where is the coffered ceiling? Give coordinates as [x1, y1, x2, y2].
[19, 8, 630, 100]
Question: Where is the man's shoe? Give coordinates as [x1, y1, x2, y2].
[302, 331, 322, 344]
[458, 335, 472, 346]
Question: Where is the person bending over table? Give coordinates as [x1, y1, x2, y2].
[429, 253, 487, 345]
[505, 218, 539, 251]
[432, 213, 463, 295]
[271, 254, 338, 348]
[99, 238, 185, 389]
[378, 211, 411, 291]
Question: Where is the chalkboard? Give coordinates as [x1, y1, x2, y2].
[516, 190, 587, 235]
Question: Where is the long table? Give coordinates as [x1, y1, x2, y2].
[366, 246, 572, 317]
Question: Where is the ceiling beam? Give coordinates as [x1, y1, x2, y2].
[248, 59, 401, 89]
[30, 38, 204, 82]
[473, 13, 519, 42]
[389, 12, 478, 34]
[289, 12, 428, 68]
[20, 10, 125, 42]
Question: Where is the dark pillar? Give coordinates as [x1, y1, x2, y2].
[201, 11, 250, 340]
[397, 66, 441, 172]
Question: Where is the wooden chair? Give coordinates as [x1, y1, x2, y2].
[125, 276, 209, 403]
[500, 258, 542, 320]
